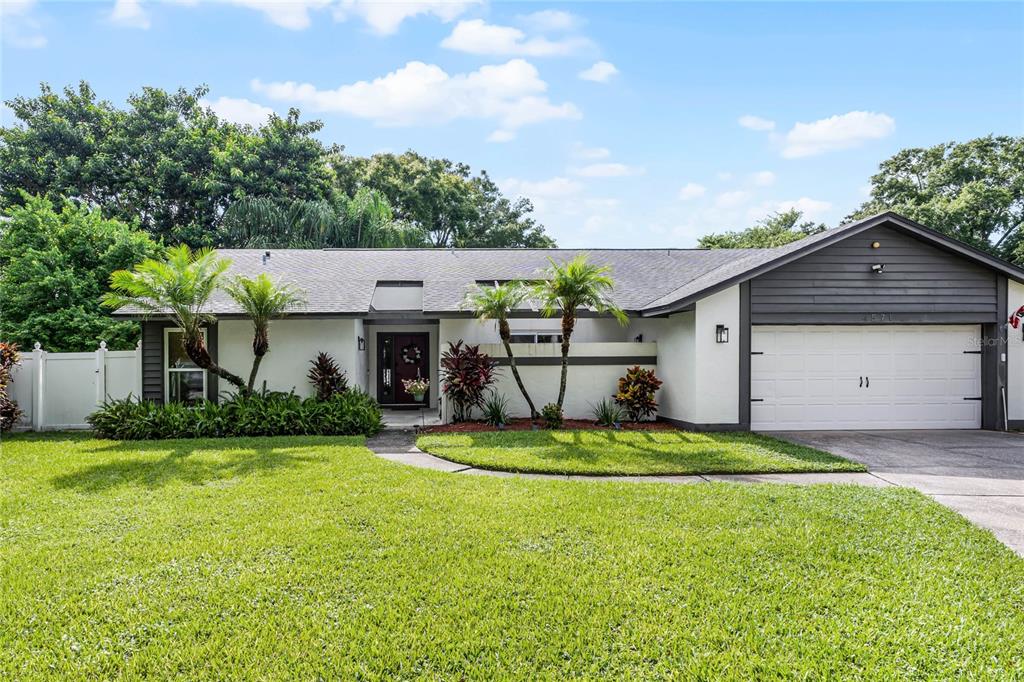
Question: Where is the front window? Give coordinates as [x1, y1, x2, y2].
[509, 332, 563, 344]
[166, 329, 207, 404]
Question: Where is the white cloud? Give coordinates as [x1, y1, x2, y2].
[716, 171, 733, 181]
[738, 115, 775, 131]
[202, 96, 274, 126]
[202, 1, 476, 34]
[714, 190, 751, 209]
[223, 0, 331, 30]
[519, 9, 578, 32]
[578, 61, 618, 83]
[109, 0, 150, 28]
[572, 162, 644, 178]
[337, 0, 479, 35]
[502, 176, 584, 212]
[775, 197, 833, 219]
[441, 19, 590, 57]
[2, 0, 47, 48]
[252, 59, 580, 141]
[747, 197, 833, 222]
[487, 129, 516, 143]
[678, 183, 706, 201]
[751, 170, 776, 187]
[781, 111, 895, 158]
[572, 144, 610, 160]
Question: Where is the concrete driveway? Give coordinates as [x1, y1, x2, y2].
[773, 430, 1024, 555]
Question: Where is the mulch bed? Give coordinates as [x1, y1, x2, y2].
[421, 418, 675, 434]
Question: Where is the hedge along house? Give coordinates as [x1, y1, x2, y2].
[114, 212, 1024, 431]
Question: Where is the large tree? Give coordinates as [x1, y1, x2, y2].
[847, 136, 1024, 260]
[0, 195, 159, 351]
[333, 151, 555, 248]
[698, 209, 827, 249]
[0, 82, 335, 246]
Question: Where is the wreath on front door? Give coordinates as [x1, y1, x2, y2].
[401, 343, 423, 365]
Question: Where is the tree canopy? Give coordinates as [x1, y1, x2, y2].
[0, 82, 335, 246]
[698, 210, 827, 249]
[0, 195, 159, 351]
[333, 151, 555, 248]
[848, 136, 1024, 261]
[1, 82, 555, 250]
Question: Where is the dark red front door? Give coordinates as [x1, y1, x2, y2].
[377, 333, 429, 405]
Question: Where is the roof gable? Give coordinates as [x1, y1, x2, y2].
[639, 212, 1024, 316]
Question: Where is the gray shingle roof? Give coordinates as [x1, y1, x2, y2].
[112, 213, 1024, 318]
[114, 247, 756, 316]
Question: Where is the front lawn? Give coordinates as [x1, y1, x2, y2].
[416, 429, 864, 475]
[3, 434, 1022, 679]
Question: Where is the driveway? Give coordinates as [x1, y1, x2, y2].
[772, 430, 1024, 555]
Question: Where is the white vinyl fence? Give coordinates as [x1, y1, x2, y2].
[8, 341, 142, 431]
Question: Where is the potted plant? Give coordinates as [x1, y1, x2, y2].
[403, 377, 430, 403]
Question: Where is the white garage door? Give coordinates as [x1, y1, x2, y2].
[751, 325, 982, 430]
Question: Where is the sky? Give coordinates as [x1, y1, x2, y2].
[2, 1, 1022, 248]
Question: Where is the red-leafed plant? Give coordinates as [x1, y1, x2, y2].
[307, 351, 349, 400]
[0, 342, 24, 432]
[440, 341, 497, 422]
[614, 366, 663, 422]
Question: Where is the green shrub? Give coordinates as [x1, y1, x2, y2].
[614, 366, 663, 422]
[540, 403, 563, 430]
[87, 390, 383, 440]
[591, 397, 624, 427]
[481, 392, 511, 426]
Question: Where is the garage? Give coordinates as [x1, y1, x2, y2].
[751, 325, 982, 430]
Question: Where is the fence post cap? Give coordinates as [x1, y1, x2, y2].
[136, 339, 142, 350]
[99, 340, 108, 350]
[33, 342, 41, 350]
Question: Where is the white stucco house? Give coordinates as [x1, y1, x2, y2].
[115, 212, 1024, 431]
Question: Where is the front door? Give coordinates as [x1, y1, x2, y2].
[377, 332, 430, 406]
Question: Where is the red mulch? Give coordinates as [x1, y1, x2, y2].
[421, 418, 675, 434]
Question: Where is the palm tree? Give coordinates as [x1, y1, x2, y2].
[464, 282, 538, 419]
[103, 245, 248, 393]
[220, 191, 427, 249]
[533, 255, 628, 410]
[222, 274, 306, 392]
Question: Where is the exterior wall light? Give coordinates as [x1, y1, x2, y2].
[871, 241, 881, 249]
[715, 324, 729, 343]
[871, 263, 885, 274]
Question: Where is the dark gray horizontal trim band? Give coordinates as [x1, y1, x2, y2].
[1008, 420, 1024, 430]
[492, 355, 656, 366]
[750, 313, 996, 324]
[657, 416, 747, 432]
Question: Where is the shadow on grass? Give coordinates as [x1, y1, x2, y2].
[429, 430, 859, 473]
[50, 438, 331, 493]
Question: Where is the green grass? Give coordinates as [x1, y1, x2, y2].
[416, 429, 865, 475]
[3, 433, 1023, 680]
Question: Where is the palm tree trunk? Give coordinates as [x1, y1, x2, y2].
[183, 332, 248, 394]
[556, 312, 575, 409]
[499, 320, 537, 418]
[247, 353, 264, 393]
[248, 327, 269, 393]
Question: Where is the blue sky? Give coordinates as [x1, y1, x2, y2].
[2, 1, 1022, 247]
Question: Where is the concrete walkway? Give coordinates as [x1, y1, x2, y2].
[366, 429, 1024, 556]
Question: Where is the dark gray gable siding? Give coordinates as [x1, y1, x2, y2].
[141, 321, 219, 404]
[750, 225, 998, 324]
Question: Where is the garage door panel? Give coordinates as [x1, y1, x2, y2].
[752, 325, 981, 430]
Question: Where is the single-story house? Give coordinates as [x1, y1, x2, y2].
[115, 212, 1024, 431]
